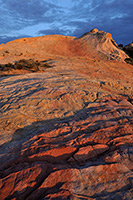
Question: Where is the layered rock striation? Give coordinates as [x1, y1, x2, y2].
[0, 29, 133, 200]
[0, 28, 128, 66]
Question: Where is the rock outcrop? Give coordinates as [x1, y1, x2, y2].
[78, 29, 128, 61]
[118, 42, 133, 65]
[123, 42, 133, 58]
[0, 28, 128, 68]
[0, 29, 133, 200]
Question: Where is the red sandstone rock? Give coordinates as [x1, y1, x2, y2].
[0, 163, 49, 200]
[0, 30, 132, 200]
[26, 163, 132, 200]
[28, 146, 77, 163]
[74, 144, 109, 162]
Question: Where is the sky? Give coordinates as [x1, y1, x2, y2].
[0, 0, 133, 45]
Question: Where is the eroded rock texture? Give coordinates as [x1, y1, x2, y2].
[0, 30, 133, 200]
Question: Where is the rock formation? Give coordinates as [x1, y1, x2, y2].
[78, 29, 126, 61]
[118, 42, 133, 65]
[123, 42, 133, 58]
[0, 29, 133, 200]
[0, 29, 128, 66]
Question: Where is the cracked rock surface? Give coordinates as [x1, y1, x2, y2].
[0, 31, 133, 200]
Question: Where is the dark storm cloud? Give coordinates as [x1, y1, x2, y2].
[0, 0, 64, 35]
[1, 0, 62, 21]
[0, 0, 132, 44]
[68, 0, 133, 44]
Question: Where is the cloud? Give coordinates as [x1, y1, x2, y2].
[0, 35, 31, 44]
[2, 0, 61, 21]
[0, 0, 64, 35]
[64, 0, 133, 44]
[0, 0, 132, 44]
[38, 25, 76, 36]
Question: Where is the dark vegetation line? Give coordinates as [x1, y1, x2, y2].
[0, 59, 52, 73]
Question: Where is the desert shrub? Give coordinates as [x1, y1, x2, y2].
[14, 59, 52, 71]
[0, 59, 52, 73]
[0, 64, 3, 69]
[118, 44, 123, 48]
[0, 63, 13, 71]
[5, 50, 9, 53]
[5, 63, 13, 68]
[125, 58, 133, 65]
[14, 59, 33, 69]
[15, 63, 25, 69]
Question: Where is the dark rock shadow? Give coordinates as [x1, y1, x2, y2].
[0, 101, 132, 165]
[0, 99, 132, 200]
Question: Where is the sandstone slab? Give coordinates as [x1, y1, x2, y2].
[74, 144, 109, 162]
[0, 30, 133, 199]
[28, 146, 77, 163]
